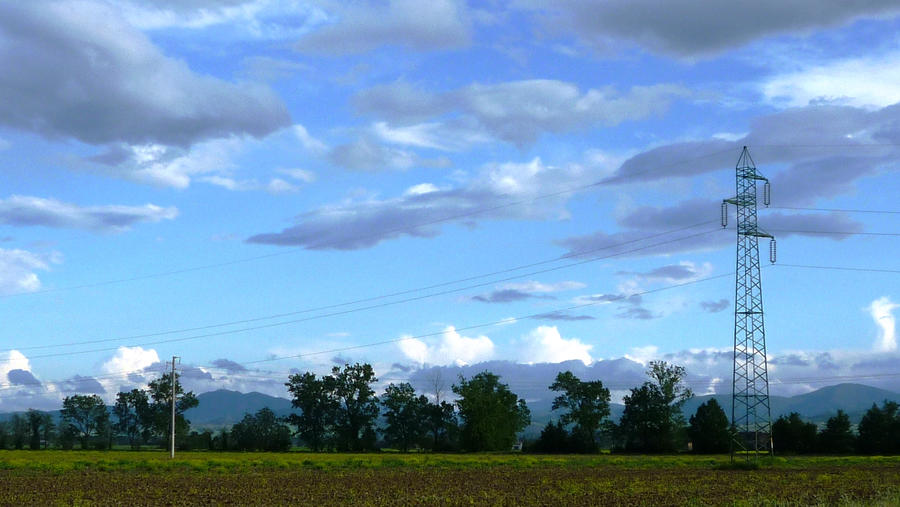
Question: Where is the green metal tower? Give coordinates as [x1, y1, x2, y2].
[722, 146, 776, 459]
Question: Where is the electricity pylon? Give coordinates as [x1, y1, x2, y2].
[722, 146, 776, 460]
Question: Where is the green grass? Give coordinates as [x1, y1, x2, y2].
[0, 450, 897, 473]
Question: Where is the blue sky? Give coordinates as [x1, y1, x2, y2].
[0, 0, 898, 410]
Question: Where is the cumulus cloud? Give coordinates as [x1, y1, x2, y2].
[248, 156, 605, 249]
[624, 345, 659, 365]
[0, 249, 59, 295]
[869, 297, 899, 352]
[0, 196, 177, 232]
[764, 52, 900, 109]
[520, 0, 900, 57]
[59, 375, 106, 394]
[518, 326, 593, 365]
[397, 326, 494, 366]
[0, 1, 289, 147]
[355, 80, 689, 146]
[101, 346, 160, 375]
[211, 358, 247, 373]
[603, 105, 900, 195]
[7, 369, 40, 387]
[295, 0, 471, 55]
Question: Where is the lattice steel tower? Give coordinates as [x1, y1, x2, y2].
[722, 146, 776, 459]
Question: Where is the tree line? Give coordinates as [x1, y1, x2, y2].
[0, 361, 898, 454]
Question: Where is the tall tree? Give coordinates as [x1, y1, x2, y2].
[26, 409, 47, 450]
[857, 401, 900, 454]
[114, 389, 151, 450]
[60, 394, 109, 449]
[687, 399, 731, 453]
[618, 361, 693, 452]
[453, 371, 530, 451]
[39, 412, 56, 449]
[772, 412, 817, 454]
[285, 371, 338, 451]
[381, 382, 428, 452]
[10, 413, 27, 450]
[424, 400, 458, 451]
[147, 372, 199, 449]
[332, 363, 380, 451]
[230, 408, 292, 451]
[818, 409, 855, 454]
[549, 371, 610, 451]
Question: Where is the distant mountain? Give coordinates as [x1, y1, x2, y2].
[185, 390, 293, 428]
[680, 383, 900, 425]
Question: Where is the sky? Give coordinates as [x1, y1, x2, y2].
[0, 0, 898, 411]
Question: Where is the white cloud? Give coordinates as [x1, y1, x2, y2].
[373, 121, 450, 150]
[0, 248, 60, 295]
[101, 346, 161, 375]
[764, 52, 900, 108]
[355, 80, 689, 146]
[0, 350, 32, 377]
[0, 2, 288, 147]
[869, 297, 899, 352]
[625, 345, 659, 366]
[294, 0, 471, 55]
[519, 0, 900, 57]
[518, 326, 593, 365]
[397, 326, 494, 366]
[293, 124, 328, 155]
[277, 168, 316, 183]
[0, 195, 177, 232]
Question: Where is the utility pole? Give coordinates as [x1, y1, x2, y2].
[722, 146, 776, 461]
[170, 355, 178, 459]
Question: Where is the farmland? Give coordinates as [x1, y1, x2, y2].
[0, 452, 898, 505]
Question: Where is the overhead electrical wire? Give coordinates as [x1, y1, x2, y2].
[0, 225, 720, 355]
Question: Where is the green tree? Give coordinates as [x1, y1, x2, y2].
[857, 401, 900, 454]
[147, 373, 199, 449]
[532, 420, 572, 453]
[618, 361, 693, 452]
[772, 412, 817, 454]
[0, 420, 8, 449]
[60, 394, 109, 449]
[285, 371, 338, 451]
[230, 408, 292, 451]
[453, 371, 530, 451]
[26, 409, 50, 450]
[687, 399, 731, 453]
[10, 413, 27, 450]
[332, 363, 380, 451]
[114, 389, 151, 450]
[818, 409, 855, 454]
[40, 412, 56, 449]
[549, 371, 610, 451]
[381, 382, 428, 452]
[424, 400, 458, 451]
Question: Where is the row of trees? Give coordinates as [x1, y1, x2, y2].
[284, 364, 530, 452]
[771, 401, 900, 455]
[0, 373, 198, 450]
[533, 361, 693, 453]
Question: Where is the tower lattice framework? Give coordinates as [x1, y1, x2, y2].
[723, 146, 775, 459]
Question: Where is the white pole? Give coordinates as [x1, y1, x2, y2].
[170, 356, 178, 459]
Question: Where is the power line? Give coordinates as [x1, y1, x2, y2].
[1, 226, 719, 356]
[775, 264, 900, 275]
[768, 206, 900, 215]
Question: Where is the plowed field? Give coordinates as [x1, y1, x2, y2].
[0, 452, 897, 506]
